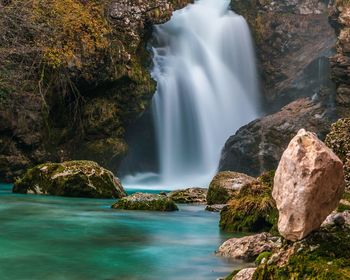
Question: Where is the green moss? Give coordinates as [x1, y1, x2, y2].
[253, 226, 350, 279]
[338, 192, 350, 212]
[219, 171, 278, 233]
[325, 118, 350, 189]
[255, 252, 273, 265]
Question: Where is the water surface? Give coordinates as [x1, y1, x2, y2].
[0, 184, 243, 280]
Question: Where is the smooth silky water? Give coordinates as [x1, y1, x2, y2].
[0, 184, 247, 280]
[123, 0, 260, 189]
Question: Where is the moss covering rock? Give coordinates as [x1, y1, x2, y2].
[207, 171, 256, 205]
[112, 193, 178, 211]
[168, 187, 207, 204]
[13, 160, 126, 198]
[325, 118, 350, 190]
[252, 225, 350, 279]
[219, 171, 278, 233]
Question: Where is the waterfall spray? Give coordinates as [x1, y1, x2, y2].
[123, 0, 260, 189]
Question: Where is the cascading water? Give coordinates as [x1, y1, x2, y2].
[123, 0, 260, 189]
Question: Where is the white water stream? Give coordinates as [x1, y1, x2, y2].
[123, 0, 260, 189]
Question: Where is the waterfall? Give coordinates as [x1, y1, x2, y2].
[123, 0, 260, 189]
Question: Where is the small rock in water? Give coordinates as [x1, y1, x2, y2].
[205, 204, 227, 212]
[273, 129, 345, 241]
[112, 192, 178, 211]
[168, 187, 207, 204]
[207, 171, 256, 205]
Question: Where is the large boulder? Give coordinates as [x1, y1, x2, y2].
[216, 233, 277, 261]
[112, 192, 178, 211]
[273, 129, 345, 241]
[219, 98, 336, 177]
[168, 188, 207, 204]
[206, 171, 256, 205]
[13, 160, 126, 198]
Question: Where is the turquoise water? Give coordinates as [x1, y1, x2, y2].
[0, 184, 242, 280]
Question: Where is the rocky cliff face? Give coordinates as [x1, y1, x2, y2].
[219, 0, 339, 176]
[219, 97, 337, 176]
[0, 0, 191, 182]
[231, 0, 336, 109]
[329, 1, 350, 115]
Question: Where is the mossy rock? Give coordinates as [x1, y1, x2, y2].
[13, 160, 126, 198]
[168, 188, 207, 204]
[325, 118, 350, 190]
[207, 171, 256, 205]
[338, 192, 350, 212]
[252, 226, 350, 279]
[219, 171, 278, 233]
[112, 193, 178, 211]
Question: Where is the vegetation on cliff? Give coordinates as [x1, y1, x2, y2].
[0, 0, 191, 181]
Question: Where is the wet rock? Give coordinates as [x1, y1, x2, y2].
[216, 233, 277, 261]
[273, 129, 345, 241]
[112, 192, 178, 211]
[13, 161, 126, 198]
[168, 187, 207, 204]
[207, 171, 256, 205]
[219, 98, 336, 177]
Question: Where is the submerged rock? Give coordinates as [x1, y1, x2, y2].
[112, 193, 178, 211]
[219, 172, 278, 233]
[207, 171, 256, 205]
[216, 233, 277, 261]
[13, 161, 126, 198]
[168, 188, 207, 204]
[273, 129, 345, 241]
